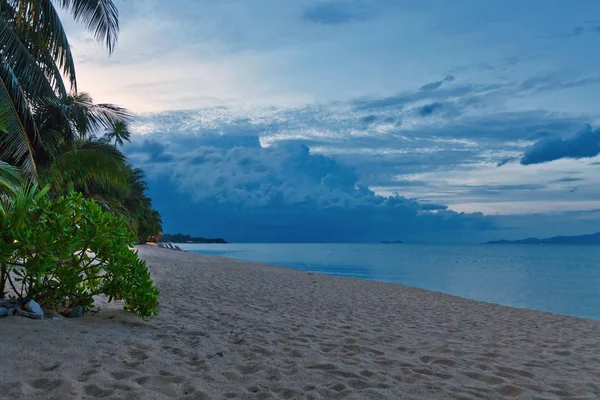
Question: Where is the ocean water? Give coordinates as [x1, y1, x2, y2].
[179, 243, 600, 321]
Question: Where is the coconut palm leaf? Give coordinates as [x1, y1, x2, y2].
[31, 95, 75, 161]
[105, 120, 130, 148]
[55, 0, 119, 54]
[40, 138, 131, 198]
[67, 91, 132, 138]
[0, 18, 66, 99]
[0, 161, 22, 196]
[34, 0, 78, 90]
[0, 60, 38, 177]
[2, 0, 76, 93]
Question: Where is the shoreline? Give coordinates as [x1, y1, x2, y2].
[1, 245, 599, 399]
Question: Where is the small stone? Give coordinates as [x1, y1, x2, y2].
[307, 272, 314, 276]
[16, 309, 43, 320]
[52, 316, 63, 321]
[7, 308, 15, 316]
[67, 305, 85, 318]
[0, 307, 7, 317]
[19, 300, 44, 319]
[24, 299, 44, 316]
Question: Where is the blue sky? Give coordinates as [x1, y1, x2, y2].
[65, 0, 600, 242]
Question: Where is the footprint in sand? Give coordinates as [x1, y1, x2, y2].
[128, 349, 149, 361]
[287, 349, 303, 358]
[134, 373, 185, 387]
[109, 382, 136, 392]
[84, 384, 114, 398]
[329, 382, 347, 392]
[77, 368, 99, 383]
[235, 364, 261, 375]
[29, 378, 64, 391]
[249, 345, 273, 357]
[497, 385, 523, 397]
[320, 344, 337, 353]
[395, 373, 425, 384]
[110, 370, 138, 380]
[554, 350, 572, 356]
[463, 371, 505, 385]
[40, 362, 61, 372]
[413, 367, 453, 380]
[494, 365, 535, 379]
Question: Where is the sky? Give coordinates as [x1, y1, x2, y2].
[63, 0, 600, 243]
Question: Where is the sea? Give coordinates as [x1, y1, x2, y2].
[179, 243, 600, 321]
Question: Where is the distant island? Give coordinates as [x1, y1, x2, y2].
[485, 232, 600, 245]
[381, 240, 403, 244]
[160, 233, 228, 244]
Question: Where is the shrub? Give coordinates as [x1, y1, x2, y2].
[0, 187, 159, 317]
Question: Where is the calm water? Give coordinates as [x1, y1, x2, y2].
[179, 243, 600, 320]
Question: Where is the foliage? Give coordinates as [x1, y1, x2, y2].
[0, 0, 163, 316]
[31, 94, 161, 243]
[0, 0, 120, 177]
[0, 188, 159, 317]
[0, 160, 21, 195]
[0, 1, 162, 244]
[104, 120, 131, 148]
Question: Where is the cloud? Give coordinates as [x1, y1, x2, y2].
[568, 23, 600, 37]
[302, 1, 368, 25]
[552, 177, 583, 183]
[497, 157, 518, 167]
[528, 130, 554, 141]
[352, 82, 502, 112]
[520, 74, 600, 92]
[127, 139, 175, 163]
[419, 75, 455, 92]
[572, 26, 585, 36]
[360, 114, 377, 125]
[520, 125, 600, 165]
[416, 102, 443, 117]
[467, 184, 544, 193]
[126, 75, 600, 241]
[129, 133, 496, 243]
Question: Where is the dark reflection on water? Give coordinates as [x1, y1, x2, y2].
[181, 243, 600, 320]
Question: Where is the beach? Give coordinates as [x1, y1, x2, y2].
[1, 246, 600, 399]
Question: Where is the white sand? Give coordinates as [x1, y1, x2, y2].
[1, 245, 600, 399]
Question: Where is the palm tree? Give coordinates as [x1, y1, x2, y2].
[0, 1, 163, 242]
[0, 0, 120, 177]
[105, 121, 131, 148]
[28, 91, 131, 197]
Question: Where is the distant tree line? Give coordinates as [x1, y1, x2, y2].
[160, 233, 227, 244]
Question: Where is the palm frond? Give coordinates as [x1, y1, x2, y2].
[0, 18, 62, 98]
[104, 120, 130, 147]
[0, 161, 22, 196]
[56, 0, 119, 54]
[36, 0, 78, 90]
[68, 92, 132, 137]
[0, 60, 38, 177]
[2, 0, 76, 94]
[87, 194, 136, 228]
[31, 95, 75, 159]
[41, 140, 130, 197]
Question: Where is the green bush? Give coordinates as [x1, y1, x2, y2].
[0, 188, 159, 317]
